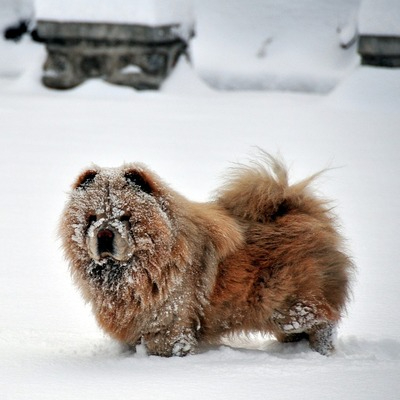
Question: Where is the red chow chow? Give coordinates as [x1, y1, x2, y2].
[59, 154, 352, 356]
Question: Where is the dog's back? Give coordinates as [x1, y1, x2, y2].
[202, 154, 352, 355]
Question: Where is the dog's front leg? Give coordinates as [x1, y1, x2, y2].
[143, 325, 198, 357]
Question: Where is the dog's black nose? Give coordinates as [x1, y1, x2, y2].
[97, 229, 114, 255]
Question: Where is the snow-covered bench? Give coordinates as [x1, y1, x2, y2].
[35, 0, 194, 89]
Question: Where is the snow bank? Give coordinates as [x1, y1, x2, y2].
[192, 0, 361, 92]
[0, 0, 33, 25]
[327, 66, 400, 113]
[358, 0, 400, 35]
[0, 0, 35, 76]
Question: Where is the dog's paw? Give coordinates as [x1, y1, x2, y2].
[172, 339, 192, 357]
[172, 332, 197, 357]
[272, 301, 337, 356]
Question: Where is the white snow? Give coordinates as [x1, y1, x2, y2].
[191, 0, 361, 91]
[1, 1, 400, 399]
[2, 0, 362, 91]
[119, 65, 143, 75]
[358, 0, 400, 35]
[34, 0, 195, 27]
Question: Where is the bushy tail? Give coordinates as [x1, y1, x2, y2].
[216, 153, 327, 223]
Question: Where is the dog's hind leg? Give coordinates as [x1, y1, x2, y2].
[308, 322, 336, 355]
[271, 300, 337, 355]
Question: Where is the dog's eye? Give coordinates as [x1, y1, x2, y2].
[120, 214, 131, 222]
[124, 171, 153, 195]
[75, 170, 98, 189]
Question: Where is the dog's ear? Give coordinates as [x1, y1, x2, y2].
[73, 169, 98, 190]
[124, 170, 154, 195]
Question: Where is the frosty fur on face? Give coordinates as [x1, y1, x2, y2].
[59, 155, 352, 357]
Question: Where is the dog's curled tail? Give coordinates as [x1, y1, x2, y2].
[216, 153, 327, 223]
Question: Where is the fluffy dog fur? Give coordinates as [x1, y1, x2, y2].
[59, 155, 352, 357]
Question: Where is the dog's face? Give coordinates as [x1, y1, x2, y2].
[61, 164, 177, 290]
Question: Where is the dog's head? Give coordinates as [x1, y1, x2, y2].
[60, 164, 177, 289]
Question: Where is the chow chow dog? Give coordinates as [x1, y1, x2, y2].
[59, 154, 352, 356]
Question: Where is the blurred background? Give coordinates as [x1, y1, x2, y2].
[0, 0, 376, 92]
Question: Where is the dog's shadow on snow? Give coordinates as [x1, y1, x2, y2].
[212, 334, 400, 362]
[55, 333, 400, 364]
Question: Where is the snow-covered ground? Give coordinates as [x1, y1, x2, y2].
[1, 2, 400, 399]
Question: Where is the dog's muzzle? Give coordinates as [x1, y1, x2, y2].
[87, 221, 132, 263]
